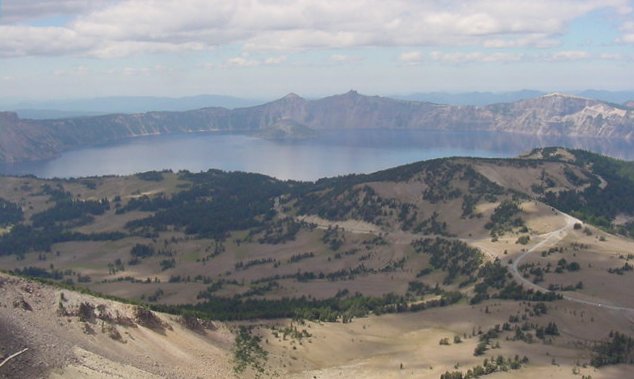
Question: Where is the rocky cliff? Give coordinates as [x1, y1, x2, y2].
[1, 91, 632, 163]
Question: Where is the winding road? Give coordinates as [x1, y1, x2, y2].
[283, 197, 634, 313]
[509, 211, 634, 313]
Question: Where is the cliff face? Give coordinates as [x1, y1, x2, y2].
[482, 94, 633, 137]
[1, 92, 633, 163]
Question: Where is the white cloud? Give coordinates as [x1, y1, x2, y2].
[0, 25, 91, 57]
[483, 34, 558, 48]
[0, 0, 631, 57]
[599, 53, 623, 60]
[550, 50, 591, 61]
[224, 56, 260, 68]
[264, 56, 287, 65]
[430, 51, 523, 63]
[99, 65, 175, 77]
[220, 54, 286, 68]
[54, 65, 90, 76]
[329, 54, 362, 63]
[0, 0, 113, 24]
[399, 51, 424, 65]
[88, 41, 206, 59]
[619, 21, 634, 43]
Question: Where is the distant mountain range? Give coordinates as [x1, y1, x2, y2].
[1, 95, 265, 119]
[0, 91, 633, 163]
[395, 90, 634, 106]
[3, 90, 634, 119]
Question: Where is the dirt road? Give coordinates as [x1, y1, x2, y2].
[509, 212, 634, 313]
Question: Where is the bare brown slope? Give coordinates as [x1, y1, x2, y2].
[0, 273, 234, 378]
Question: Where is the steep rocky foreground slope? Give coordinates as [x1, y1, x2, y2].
[1, 91, 633, 162]
[0, 273, 234, 378]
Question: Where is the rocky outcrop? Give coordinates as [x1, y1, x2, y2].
[254, 118, 317, 140]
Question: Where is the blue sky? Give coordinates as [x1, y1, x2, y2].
[0, 0, 633, 100]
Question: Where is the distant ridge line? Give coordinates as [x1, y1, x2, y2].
[0, 91, 632, 163]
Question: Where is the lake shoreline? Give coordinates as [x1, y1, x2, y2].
[1, 129, 633, 181]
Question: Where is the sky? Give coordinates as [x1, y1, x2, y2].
[0, 0, 633, 101]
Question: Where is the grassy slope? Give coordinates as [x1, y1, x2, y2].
[2, 149, 634, 377]
[0, 149, 632, 311]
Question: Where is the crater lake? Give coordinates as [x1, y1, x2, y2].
[1, 129, 633, 181]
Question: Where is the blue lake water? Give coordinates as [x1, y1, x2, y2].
[1, 130, 633, 181]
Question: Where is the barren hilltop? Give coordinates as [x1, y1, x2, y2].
[1, 148, 634, 378]
[1, 92, 633, 163]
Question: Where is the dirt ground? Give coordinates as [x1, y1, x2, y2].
[1, 156, 634, 378]
[264, 301, 634, 379]
[0, 273, 234, 379]
[1, 272, 633, 379]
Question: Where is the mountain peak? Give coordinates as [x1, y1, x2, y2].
[281, 92, 303, 101]
[0, 111, 20, 123]
[542, 92, 589, 101]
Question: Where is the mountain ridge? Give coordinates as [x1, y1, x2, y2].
[0, 91, 633, 163]
[395, 89, 634, 106]
[0, 94, 265, 117]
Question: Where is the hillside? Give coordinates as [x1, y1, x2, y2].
[1, 92, 633, 163]
[254, 118, 317, 140]
[3, 271, 633, 379]
[1, 148, 634, 378]
[0, 149, 631, 304]
[0, 273, 234, 378]
[1, 148, 633, 307]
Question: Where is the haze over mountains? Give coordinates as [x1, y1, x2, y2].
[396, 89, 634, 107]
[3, 90, 634, 119]
[0, 91, 633, 163]
[1, 95, 265, 119]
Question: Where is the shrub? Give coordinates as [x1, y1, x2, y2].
[78, 302, 96, 323]
[516, 235, 530, 245]
[134, 307, 165, 332]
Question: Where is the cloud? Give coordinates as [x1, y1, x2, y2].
[216, 54, 286, 68]
[224, 56, 260, 68]
[52, 65, 89, 76]
[430, 51, 523, 63]
[599, 53, 623, 60]
[89, 41, 206, 59]
[619, 21, 634, 43]
[0, 0, 631, 57]
[550, 50, 591, 61]
[0, 25, 91, 57]
[483, 34, 559, 48]
[0, 0, 113, 24]
[101, 65, 175, 76]
[399, 51, 424, 65]
[264, 55, 287, 65]
[329, 54, 362, 63]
